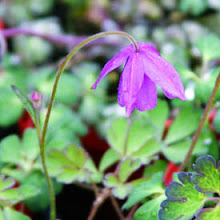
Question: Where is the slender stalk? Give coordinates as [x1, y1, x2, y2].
[125, 204, 139, 220]
[110, 195, 125, 220]
[39, 31, 138, 220]
[35, 109, 41, 141]
[87, 188, 111, 220]
[179, 72, 220, 171]
[205, 197, 220, 202]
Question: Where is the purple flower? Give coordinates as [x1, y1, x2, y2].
[92, 42, 185, 116]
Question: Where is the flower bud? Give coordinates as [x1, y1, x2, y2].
[31, 91, 41, 110]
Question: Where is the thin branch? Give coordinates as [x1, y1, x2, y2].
[125, 204, 139, 220]
[180, 72, 220, 171]
[87, 188, 111, 220]
[110, 195, 125, 220]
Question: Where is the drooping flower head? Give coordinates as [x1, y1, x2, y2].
[92, 42, 185, 116]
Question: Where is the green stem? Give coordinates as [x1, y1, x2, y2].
[179, 72, 220, 171]
[35, 109, 41, 141]
[39, 31, 138, 220]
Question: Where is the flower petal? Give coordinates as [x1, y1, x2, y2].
[91, 45, 134, 89]
[135, 75, 157, 111]
[119, 53, 145, 116]
[138, 42, 160, 56]
[140, 52, 185, 100]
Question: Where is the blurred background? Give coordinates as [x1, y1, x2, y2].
[0, 0, 220, 219]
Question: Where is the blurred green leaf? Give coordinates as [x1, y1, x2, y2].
[99, 149, 120, 172]
[163, 138, 208, 163]
[165, 107, 202, 144]
[0, 207, 31, 220]
[134, 195, 166, 220]
[192, 155, 220, 194]
[0, 129, 40, 173]
[107, 118, 156, 157]
[123, 173, 164, 210]
[196, 34, 220, 62]
[0, 175, 39, 206]
[159, 172, 205, 220]
[30, 69, 81, 105]
[21, 171, 62, 212]
[139, 99, 169, 138]
[144, 160, 167, 177]
[47, 144, 102, 184]
[104, 174, 119, 187]
[118, 158, 140, 183]
[0, 89, 23, 126]
[179, 0, 208, 16]
[197, 204, 220, 220]
[195, 67, 220, 103]
[112, 184, 132, 200]
[213, 108, 220, 133]
[45, 105, 87, 150]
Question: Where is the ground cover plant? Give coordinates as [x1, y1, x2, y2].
[0, 1, 220, 220]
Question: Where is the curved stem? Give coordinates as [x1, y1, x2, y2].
[179, 72, 220, 171]
[39, 31, 138, 220]
[87, 188, 111, 220]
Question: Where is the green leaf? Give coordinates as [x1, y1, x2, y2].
[175, 63, 200, 83]
[132, 139, 163, 163]
[134, 195, 166, 220]
[30, 68, 81, 105]
[22, 128, 40, 162]
[11, 85, 36, 124]
[99, 149, 120, 172]
[0, 176, 15, 191]
[0, 135, 21, 164]
[138, 100, 169, 138]
[104, 174, 119, 187]
[21, 171, 62, 212]
[213, 108, 220, 133]
[165, 107, 202, 144]
[45, 105, 87, 150]
[112, 184, 132, 200]
[103, 174, 132, 199]
[107, 118, 156, 157]
[159, 172, 205, 220]
[179, 0, 208, 16]
[0, 129, 40, 173]
[1, 207, 31, 220]
[0, 175, 39, 206]
[195, 67, 220, 103]
[118, 158, 141, 183]
[196, 34, 220, 62]
[144, 160, 167, 177]
[123, 173, 164, 210]
[197, 204, 220, 220]
[192, 155, 220, 194]
[0, 67, 28, 127]
[163, 138, 208, 163]
[0, 89, 23, 127]
[47, 144, 101, 183]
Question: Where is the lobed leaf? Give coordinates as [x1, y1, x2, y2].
[0, 207, 31, 220]
[99, 149, 120, 172]
[159, 172, 205, 220]
[165, 107, 202, 144]
[123, 173, 164, 210]
[192, 155, 220, 194]
[134, 195, 166, 220]
[196, 204, 220, 220]
[47, 144, 101, 184]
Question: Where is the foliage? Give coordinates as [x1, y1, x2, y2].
[0, 0, 220, 219]
[159, 156, 220, 220]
